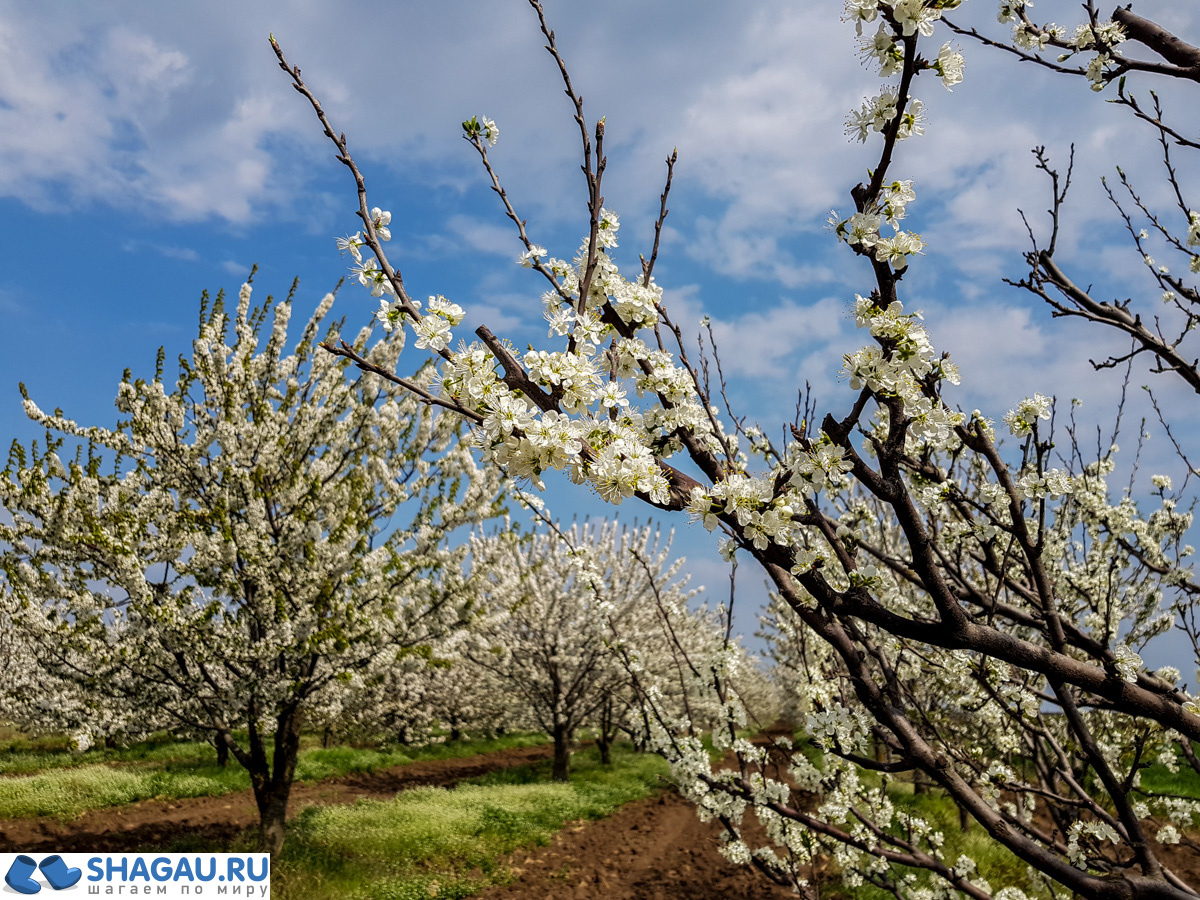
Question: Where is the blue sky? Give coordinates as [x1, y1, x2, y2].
[1, 0, 1196, 661]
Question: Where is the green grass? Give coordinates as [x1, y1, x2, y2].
[0, 733, 219, 777]
[0, 732, 549, 820]
[290, 732, 548, 782]
[1138, 751, 1200, 800]
[270, 745, 668, 900]
[0, 765, 251, 819]
[0, 728, 548, 777]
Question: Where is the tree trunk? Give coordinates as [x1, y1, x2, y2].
[619, 723, 647, 753]
[449, 714, 462, 743]
[248, 707, 303, 856]
[551, 724, 572, 782]
[597, 696, 615, 765]
[215, 737, 229, 768]
[913, 768, 930, 795]
[256, 785, 292, 856]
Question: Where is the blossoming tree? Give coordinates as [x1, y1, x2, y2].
[271, 0, 1198, 895]
[307, 622, 520, 746]
[464, 520, 694, 781]
[466, 519, 778, 777]
[0, 280, 502, 854]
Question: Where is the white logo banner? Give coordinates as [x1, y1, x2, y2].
[2, 853, 270, 897]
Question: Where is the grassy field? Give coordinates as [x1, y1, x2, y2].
[271, 745, 669, 900]
[127, 744, 668, 900]
[0, 729, 219, 776]
[5, 724, 1194, 899]
[0, 731, 550, 819]
[0, 727, 671, 899]
[1138, 753, 1200, 799]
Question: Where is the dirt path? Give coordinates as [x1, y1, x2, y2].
[475, 789, 795, 900]
[0, 743, 558, 853]
[0, 744, 798, 897]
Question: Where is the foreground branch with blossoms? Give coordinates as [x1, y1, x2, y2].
[273, 0, 1199, 896]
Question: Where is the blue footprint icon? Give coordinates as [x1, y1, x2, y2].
[39, 856, 82, 890]
[4, 855, 41, 894]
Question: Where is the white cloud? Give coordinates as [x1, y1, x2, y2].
[651, 284, 858, 425]
[0, 12, 298, 222]
[464, 303, 524, 336]
[706, 297, 847, 379]
[121, 239, 200, 262]
[1, 0, 1196, 446]
[685, 216, 839, 287]
[1, 0, 1193, 254]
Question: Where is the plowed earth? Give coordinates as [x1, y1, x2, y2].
[0, 743, 559, 853]
[0, 744, 800, 898]
[476, 789, 796, 900]
[11, 743, 1190, 900]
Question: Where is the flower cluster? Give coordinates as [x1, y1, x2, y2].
[1187, 211, 1200, 273]
[832, 181, 924, 270]
[1067, 820, 1120, 868]
[1003, 393, 1052, 437]
[1066, 19, 1127, 51]
[846, 89, 926, 142]
[435, 210, 734, 503]
[1112, 642, 1144, 683]
[862, 23, 904, 76]
[462, 115, 499, 147]
[842, 297, 963, 447]
[934, 42, 965, 90]
[1013, 21, 1060, 52]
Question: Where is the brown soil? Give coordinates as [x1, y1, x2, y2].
[0, 743, 558, 853]
[0, 739, 804, 897]
[0, 743, 800, 898]
[1157, 840, 1200, 890]
[475, 789, 795, 900]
